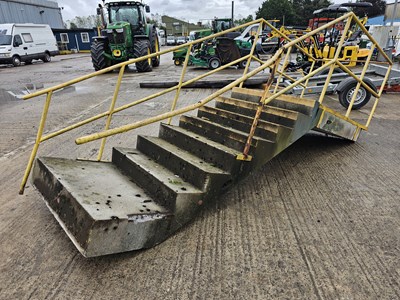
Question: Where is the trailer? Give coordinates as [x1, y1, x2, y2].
[282, 64, 400, 109]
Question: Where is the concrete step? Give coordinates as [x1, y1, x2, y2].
[231, 87, 318, 116]
[136, 135, 231, 192]
[159, 123, 241, 174]
[112, 147, 205, 229]
[215, 96, 300, 128]
[179, 115, 274, 154]
[32, 157, 172, 257]
[198, 105, 286, 142]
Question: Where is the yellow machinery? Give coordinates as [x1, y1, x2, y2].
[18, 14, 392, 257]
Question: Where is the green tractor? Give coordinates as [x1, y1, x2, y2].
[91, 1, 160, 72]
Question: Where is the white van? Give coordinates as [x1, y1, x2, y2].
[0, 23, 59, 67]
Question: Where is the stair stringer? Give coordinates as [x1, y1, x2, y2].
[31, 88, 329, 257]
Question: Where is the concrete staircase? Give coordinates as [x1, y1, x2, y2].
[32, 87, 331, 257]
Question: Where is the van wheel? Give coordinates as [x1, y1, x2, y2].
[12, 56, 21, 67]
[42, 53, 51, 62]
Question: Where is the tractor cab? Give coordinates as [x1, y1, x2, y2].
[91, 1, 159, 72]
[106, 2, 149, 35]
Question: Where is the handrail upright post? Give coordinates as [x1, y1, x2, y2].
[345, 44, 375, 117]
[237, 54, 281, 160]
[318, 16, 353, 104]
[301, 60, 316, 98]
[19, 91, 53, 194]
[366, 63, 392, 127]
[168, 44, 192, 125]
[97, 65, 126, 161]
[239, 21, 263, 88]
[273, 45, 292, 93]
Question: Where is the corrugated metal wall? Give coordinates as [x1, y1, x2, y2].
[0, 0, 64, 28]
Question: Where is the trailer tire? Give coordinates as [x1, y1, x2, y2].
[134, 39, 152, 72]
[91, 39, 112, 71]
[12, 55, 21, 67]
[338, 80, 372, 110]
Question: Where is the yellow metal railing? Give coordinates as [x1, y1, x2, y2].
[19, 15, 392, 194]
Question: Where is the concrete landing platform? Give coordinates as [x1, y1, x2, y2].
[32, 157, 172, 257]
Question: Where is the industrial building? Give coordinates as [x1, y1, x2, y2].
[0, 0, 64, 29]
[161, 15, 204, 37]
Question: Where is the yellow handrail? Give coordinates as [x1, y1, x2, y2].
[19, 15, 393, 195]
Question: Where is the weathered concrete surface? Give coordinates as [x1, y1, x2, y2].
[0, 51, 399, 299]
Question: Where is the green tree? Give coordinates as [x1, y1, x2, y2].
[67, 15, 101, 28]
[292, 0, 332, 26]
[234, 15, 254, 26]
[256, 0, 296, 25]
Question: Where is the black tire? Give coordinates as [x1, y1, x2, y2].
[338, 80, 372, 110]
[91, 39, 112, 71]
[150, 28, 160, 67]
[208, 57, 221, 70]
[134, 39, 152, 72]
[174, 59, 182, 66]
[12, 56, 21, 67]
[238, 59, 247, 69]
[317, 67, 345, 76]
[42, 52, 51, 62]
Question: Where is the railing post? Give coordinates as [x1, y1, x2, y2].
[318, 15, 353, 104]
[239, 21, 263, 88]
[300, 60, 316, 98]
[97, 65, 126, 161]
[345, 44, 375, 117]
[19, 91, 53, 194]
[273, 45, 292, 93]
[168, 44, 193, 125]
[237, 56, 280, 161]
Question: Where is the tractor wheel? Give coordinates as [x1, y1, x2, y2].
[134, 39, 152, 72]
[91, 39, 112, 71]
[208, 57, 221, 70]
[150, 28, 160, 67]
[174, 59, 182, 66]
[12, 55, 21, 67]
[338, 80, 371, 110]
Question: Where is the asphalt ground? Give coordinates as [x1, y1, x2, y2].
[0, 50, 399, 299]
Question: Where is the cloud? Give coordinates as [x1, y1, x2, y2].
[56, 0, 258, 23]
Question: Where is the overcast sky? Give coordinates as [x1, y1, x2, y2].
[57, 0, 288, 23]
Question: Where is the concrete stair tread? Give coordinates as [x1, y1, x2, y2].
[182, 115, 274, 144]
[113, 147, 203, 196]
[36, 157, 170, 219]
[200, 105, 291, 133]
[232, 87, 317, 107]
[217, 96, 300, 120]
[160, 124, 240, 157]
[138, 135, 230, 176]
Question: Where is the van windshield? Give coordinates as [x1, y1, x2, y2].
[0, 30, 12, 45]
